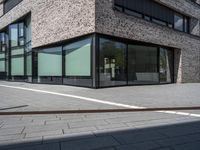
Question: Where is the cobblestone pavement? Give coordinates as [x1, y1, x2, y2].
[0, 81, 200, 150]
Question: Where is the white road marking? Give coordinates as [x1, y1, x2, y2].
[0, 84, 200, 118]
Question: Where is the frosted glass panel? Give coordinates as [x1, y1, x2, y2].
[0, 54, 5, 59]
[0, 60, 5, 72]
[26, 55, 32, 76]
[64, 38, 91, 76]
[11, 48, 24, 56]
[11, 57, 24, 76]
[38, 47, 62, 76]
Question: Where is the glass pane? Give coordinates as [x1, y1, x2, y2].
[64, 38, 91, 76]
[19, 38, 25, 46]
[0, 60, 5, 72]
[1, 33, 6, 44]
[174, 13, 183, 31]
[11, 57, 24, 76]
[2, 46, 6, 52]
[128, 45, 159, 84]
[160, 48, 173, 83]
[26, 54, 32, 76]
[26, 16, 31, 43]
[184, 18, 188, 33]
[99, 38, 126, 87]
[9, 24, 18, 47]
[38, 47, 62, 76]
[0, 53, 5, 59]
[11, 48, 24, 56]
[19, 23, 24, 37]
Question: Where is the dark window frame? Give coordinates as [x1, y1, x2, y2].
[96, 33, 175, 88]
[3, 0, 23, 14]
[114, 0, 190, 34]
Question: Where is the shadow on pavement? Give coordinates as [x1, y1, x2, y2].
[0, 120, 200, 150]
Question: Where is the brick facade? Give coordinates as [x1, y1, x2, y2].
[0, 0, 199, 83]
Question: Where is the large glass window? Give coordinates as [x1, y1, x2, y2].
[38, 47, 62, 76]
[99, 38, 126, 87]
[128, 45, 159, 84]
[63, 38, 92, 87]
[160, 48, 173, 83]
[63, 38, 91, 76]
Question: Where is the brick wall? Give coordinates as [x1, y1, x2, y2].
[95, 0, 200, 83]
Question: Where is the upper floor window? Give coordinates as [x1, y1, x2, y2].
[4, 0, 23, 14]
[114, 0, 190, 34]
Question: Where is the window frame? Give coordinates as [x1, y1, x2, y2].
[3, 0, 23, 14]
[113, 0, 190, 34]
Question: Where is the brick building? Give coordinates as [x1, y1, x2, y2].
[0, 0, 199, 88]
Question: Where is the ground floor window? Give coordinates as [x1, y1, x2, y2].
[63, 38, 92, 87]
[64, 38, 91, 76]
[128, 45, 159, 85]
[37, 47, 62, 83]
[97, 35, 174, 87]
[1, 33, 174, 88]
[99, 38, 126, 87]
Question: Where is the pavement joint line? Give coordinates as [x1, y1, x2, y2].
[0, 84, 200, 118]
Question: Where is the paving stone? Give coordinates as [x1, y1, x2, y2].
[63, 126, 97, 134]
[112, 130, 166, 145]
[0, 133, 25, 141]
[43, 132, 94, 144]
[115, 141, 159, 150]
[157, 125, 200, 137]
[25, 129, 63, 138]
[24, 124, 68, 133]
[68, 120, 108, 128]
[95, 123, 128, 130]
[3, 143, 60, 150]
[172, 141, 200, 150]
[95, 147, 116, 150]
[155, 136, 192, 147]
[0, 137, 42, 149]
[61, 136, 119, 150]
[0, 127, 24, 136]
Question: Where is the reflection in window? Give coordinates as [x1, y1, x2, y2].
[38, 47, 62, 76]
[64, 38, 91, 76]
[174, 13, 184, 31]
[160, 48, 173, 83]
[99, 38, 126, 87]
[0, 53, 5, 72]
[9, 24, 18, 47]
[128, 45, 159, 84]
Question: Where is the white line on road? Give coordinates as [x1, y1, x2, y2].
[0, 84, 200, 118]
